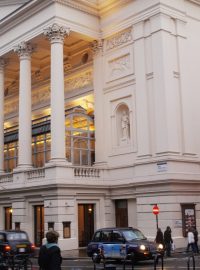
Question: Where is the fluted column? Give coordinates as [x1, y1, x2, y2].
[14, 42, 33, 169]
[0, 59, 5, 173]
[44, 24, 70, 164]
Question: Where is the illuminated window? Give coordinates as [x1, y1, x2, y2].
[5, 207, 12, 230]
[4, 106, 95, 171]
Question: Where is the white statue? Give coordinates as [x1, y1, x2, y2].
[121, 110, 130, 139]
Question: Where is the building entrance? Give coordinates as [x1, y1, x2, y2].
[78, 204, 94, 247]
[34, 205, 44, 247]
[115, 199, 128, 227]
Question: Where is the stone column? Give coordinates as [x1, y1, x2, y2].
[44, 24, 70, 164]
[0, 59, 5, 173]
[91, 40, 107, 166]
[14, 42, 33, 169]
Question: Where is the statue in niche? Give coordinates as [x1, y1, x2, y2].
[121, 110, 130, 140]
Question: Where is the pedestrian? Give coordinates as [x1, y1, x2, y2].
[38, 230, 62, 270]
[193, 227, 199, 253]
[164, 226, 173, 257]
[186, 227, 196, 253]
[155, 228, 164, 246]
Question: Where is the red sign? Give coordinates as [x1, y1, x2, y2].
[153, 205, 159, 215]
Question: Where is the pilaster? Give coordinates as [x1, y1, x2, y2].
[0, 59, 5, 173]
[91, 40, 107, 166]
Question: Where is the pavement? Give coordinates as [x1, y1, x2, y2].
[59, 247, 189, 260]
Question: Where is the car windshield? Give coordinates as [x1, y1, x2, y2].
[122, 229, 146, 241]
[7, 233, 28, 241]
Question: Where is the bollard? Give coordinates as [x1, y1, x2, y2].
[187, 254, 195, 270]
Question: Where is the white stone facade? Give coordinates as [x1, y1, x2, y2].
[0, 0, 200, 250]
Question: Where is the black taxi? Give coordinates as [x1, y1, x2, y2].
[0, 230, 35, 256]
[87, 227, 164, 262]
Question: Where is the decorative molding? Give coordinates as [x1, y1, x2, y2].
[109, 54, 130, 80]
[44, 23, 70, 42]
[65, 69, 92, 91]
[106, 28, 133, 51]
[14, 41, 33, 58]
[90, 39, 104, 56]
[173, 71, 180, 78]
[146, 72, 154, 80]
[188, 0, 200, 5]
[0, 58, 5, 71]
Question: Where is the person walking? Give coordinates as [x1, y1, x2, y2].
[164, 226, 173, 257]
[155, 228, 164, 246]
[193, 227, 199, 253]
[186, 227, 196, 253]
[38, 230, 62, 270]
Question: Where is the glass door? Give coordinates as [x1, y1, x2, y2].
[78, 204, 94, 247]
[34, 206, 44, 247]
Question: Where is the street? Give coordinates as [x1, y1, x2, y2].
[31, 254, 200, 270]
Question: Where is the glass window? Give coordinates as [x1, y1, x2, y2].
[63, 222, 71, 238]
[65, 111, 95, 166]
[101, 231, 112, 242]
[48, 222, 54, 231]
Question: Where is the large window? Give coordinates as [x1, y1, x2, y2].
[4, 142, 18, 172]
[65, 109, 95, 166]
[4, 107, 95, 171]
[32, 133, 51, 168]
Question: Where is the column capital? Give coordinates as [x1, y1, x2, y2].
[90, 39, 104, 56]
[14, 42, 33, 58]
[44, 23, 70, 43]
[0, 58, 5, 72]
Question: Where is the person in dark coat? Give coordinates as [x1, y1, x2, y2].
[193, 227, 199, 253]
[164, 226, 173, 257]
[155, 228, 164, 245]
[38, 230, 62, 270]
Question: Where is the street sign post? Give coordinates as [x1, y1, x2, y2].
[153, 204, 159, 229]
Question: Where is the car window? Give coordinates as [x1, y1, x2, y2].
[7, 233, 28, 241]
[93, 231, 101, 242]
[122, 229, 146, 241]
[112, 231, 124, 242]
[101, 230, 112, 242]
[0, 234, 5, 243]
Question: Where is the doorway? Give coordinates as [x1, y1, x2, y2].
[78, 204, 94, 247]
[115, 200, 128, 227]
[34, 205, 44, 247]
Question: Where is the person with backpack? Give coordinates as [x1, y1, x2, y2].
[38, 230, 62, 270]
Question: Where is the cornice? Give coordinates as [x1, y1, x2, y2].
[188, 0, 200, 5]
[0, 0, 29, 6]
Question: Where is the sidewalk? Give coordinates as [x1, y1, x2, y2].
[60, 247, 188, 260]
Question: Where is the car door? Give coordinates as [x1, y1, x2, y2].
[110, 230, 126, 259]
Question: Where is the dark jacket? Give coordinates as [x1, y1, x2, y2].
[164, 228, 173, 244]
[38, 244, 62, 270]
[155, 229, 164, 245]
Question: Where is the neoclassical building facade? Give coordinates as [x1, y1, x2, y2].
[0, 0, 200, 249]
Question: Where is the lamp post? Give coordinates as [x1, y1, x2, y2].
[153, 204, 159, 229]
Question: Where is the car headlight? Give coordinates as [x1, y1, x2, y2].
[158, 244, 164, 250]
[140, 244, 146, 251]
